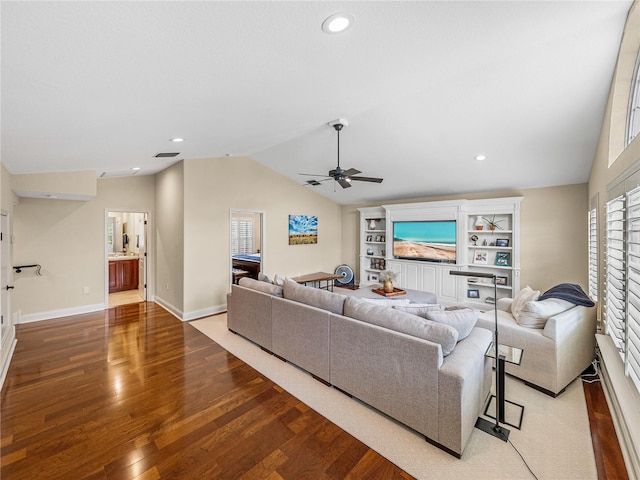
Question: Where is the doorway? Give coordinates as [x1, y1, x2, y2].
[230, 210, 264, 286]
[106, 210, 149, 308]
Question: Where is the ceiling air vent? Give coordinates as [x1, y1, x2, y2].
[154, 152, 180, 158]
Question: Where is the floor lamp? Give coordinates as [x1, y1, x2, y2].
[450, 270, 510, 442]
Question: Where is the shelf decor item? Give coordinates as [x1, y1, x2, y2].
[379, 269, 399, 293]
[495, 252, 511, 266]
[474, 216, 484, 230]
[474, 250, 489, 264]
[483, 215, 503, 231]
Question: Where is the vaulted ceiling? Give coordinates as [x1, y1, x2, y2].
[1, 1, 633, 204]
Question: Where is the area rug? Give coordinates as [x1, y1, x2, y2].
[190, 314, 597, 480]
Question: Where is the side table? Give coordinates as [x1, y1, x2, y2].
[484, 342, 525, 430]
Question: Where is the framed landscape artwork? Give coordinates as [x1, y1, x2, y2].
[289, 215, 318, 245]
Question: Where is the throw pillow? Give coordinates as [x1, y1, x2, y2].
[425, 308, 479, 340]
[393, 303, 445, 317]
[273, 274, 286, 287]
[363, 298, 411, 307]
[516, 298, 575, 328]
[511, 285, 540, 321]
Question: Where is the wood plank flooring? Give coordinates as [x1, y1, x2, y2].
[0, 303, 413, 480]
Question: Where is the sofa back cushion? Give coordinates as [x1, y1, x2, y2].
[343, 297, 458, 356]
[425, 309, 478, 340]
[283, 279, 346, 315]
[238, 277, 283, 297]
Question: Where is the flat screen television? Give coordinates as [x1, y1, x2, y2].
[393, 220, 457, 263]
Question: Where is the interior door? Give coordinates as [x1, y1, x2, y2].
[138, 213, 147, 300]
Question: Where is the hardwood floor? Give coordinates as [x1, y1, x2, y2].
[0, 303, 413, 480]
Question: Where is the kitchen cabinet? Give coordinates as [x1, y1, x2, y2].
[108, 258, 139, 293]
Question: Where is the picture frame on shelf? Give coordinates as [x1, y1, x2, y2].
[495, 252, 511, 266]
[496, 238, 510, 247]
[366, 235, 373, 242]
[473, 250, 488, 264]
[496, 275, 508, 286]
[467, 289, 480, 298]
[369, 273, 379, 282]
[375, 235, 382, 242]
[367, 248, 374, 255]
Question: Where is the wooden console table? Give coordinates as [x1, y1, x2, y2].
[292, 272, 343, 291]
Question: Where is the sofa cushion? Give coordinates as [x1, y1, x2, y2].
[363, 298, 411, 307]
[511, 285, 540, 321]
[425, 309, 479, 340]
[393, 303, 445, 317]
[516, 298, 575, 328]
[343, 297, 458, 356]
[283, 279, 346, 315]
[238, 277, 283, 297]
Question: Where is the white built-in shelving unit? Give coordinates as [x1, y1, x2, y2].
[358, 197, 523, 307]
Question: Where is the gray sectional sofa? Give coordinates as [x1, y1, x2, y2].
[227, 278, 493, 457]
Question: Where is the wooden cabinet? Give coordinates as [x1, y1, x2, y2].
[109, 259, 139, 293]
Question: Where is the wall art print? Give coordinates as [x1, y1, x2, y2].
[289, 214, 318, 245]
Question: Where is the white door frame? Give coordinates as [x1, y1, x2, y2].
[0, 210, 16, 388]
[104, 208, 153, 306]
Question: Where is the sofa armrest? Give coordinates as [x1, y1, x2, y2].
[496, 297, 513, 313]
[542, 305, 595, 342]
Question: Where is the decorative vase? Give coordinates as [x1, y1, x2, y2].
[489, 224, 496, 231]
[369, 219, 377, 230]
[474, 216, 484, 230]
[383, 279, 394, 293]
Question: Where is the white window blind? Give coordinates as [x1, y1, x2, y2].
[605, 195, 626, 357]
[625, 187, 640, 392]
[588, 206, 598, 301]
[231, 218, 254, 255]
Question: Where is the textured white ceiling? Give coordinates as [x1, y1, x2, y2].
[1, 1, 633, 204]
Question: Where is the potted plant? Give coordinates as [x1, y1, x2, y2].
[483, 215, 503, 231]
[379, 270, 399, 293]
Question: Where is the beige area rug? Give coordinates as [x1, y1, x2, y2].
[191, 314, 597, 480]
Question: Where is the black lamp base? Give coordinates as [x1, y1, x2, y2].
[475, 417, 510, 442]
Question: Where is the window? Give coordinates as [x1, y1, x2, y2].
[605, 181, 640, 394]
[231, 218, 253, 255]
[628, 49, 640, 146]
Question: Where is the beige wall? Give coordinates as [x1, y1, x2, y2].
[154, 162, 185, 314]
[12, 175, 155, 318]
[589, 1, 640, 316]
[182, 156, 343, 315]
[342, 183, 589, 293]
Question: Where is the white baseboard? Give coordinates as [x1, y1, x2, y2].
[0, 333, 17, 391]
[596, 334, 640, 480]
[153, 296, 226, 321]
[18, 303, 106, 324]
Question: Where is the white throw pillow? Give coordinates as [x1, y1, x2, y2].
[511, 286, 540, 322]
[392, 303, 445, 317]
[425, 308, 479, 341]
[363, 298, 411, 307]
[516, 298, 575, 328]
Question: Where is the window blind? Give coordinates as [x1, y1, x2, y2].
[231, 218, 254, 255]
[589, 206, 598, 301]
[625, 187, 640, 392]
[605, 195, 626, 358]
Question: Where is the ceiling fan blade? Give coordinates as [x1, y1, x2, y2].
[305, 180, 322, 186]
[350, 176, 383, 183]
[338, 178, 352, 189]
[299, 173, 331, 177]
[342, 168, 361, 177]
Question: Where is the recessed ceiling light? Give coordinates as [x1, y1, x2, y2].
[475, 155, 487, 161]
[132, 167, 141, 171]
[322, 13, 354, 34]
[170, 138, 184, 143]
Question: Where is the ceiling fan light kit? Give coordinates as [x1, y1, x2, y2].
[300, 119, 383, 189]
